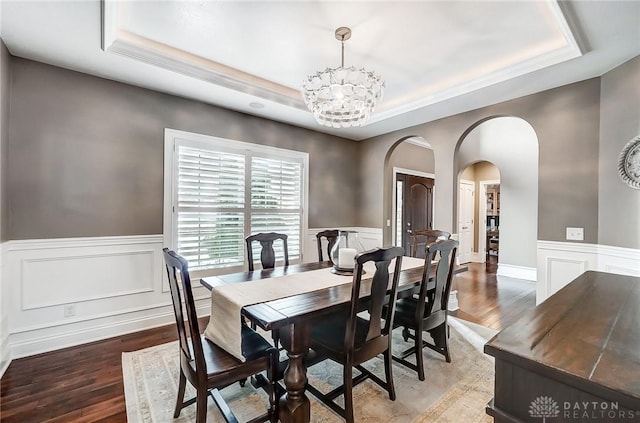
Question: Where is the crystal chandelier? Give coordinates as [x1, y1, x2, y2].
[302, 27, 385, 128]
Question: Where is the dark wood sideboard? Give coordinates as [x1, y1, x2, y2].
[485, 271, 640, 422]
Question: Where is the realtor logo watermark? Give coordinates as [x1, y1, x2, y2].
[529, 396, 640, 421]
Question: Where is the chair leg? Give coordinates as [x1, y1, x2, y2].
[174, 369, 187, 418]
[383, 350, 396, 401]
[402, 326, 410, 342]
[343, 365, 355, 423]
[196, 388, 208, 423]
[415, 329, 425, 381]
[442, 324, 451, 363]
[431, 324, 451, 363]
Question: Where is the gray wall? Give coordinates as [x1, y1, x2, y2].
[598, 56, 640, 249]
[360, 78, 601, 251]
[7, 58, 360, 240]
[388, 141, 435, 175]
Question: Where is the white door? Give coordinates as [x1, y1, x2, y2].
[458, 180, 475, 264]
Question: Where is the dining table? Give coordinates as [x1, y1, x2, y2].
[201, 258, 467, 423]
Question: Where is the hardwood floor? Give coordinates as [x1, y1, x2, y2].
[451, 258, 537, 331]
[1, 262, 535, 422]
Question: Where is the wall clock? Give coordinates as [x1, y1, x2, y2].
[618, 135, 640, 189]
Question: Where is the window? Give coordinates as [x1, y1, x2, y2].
[164, 129, 308, 277]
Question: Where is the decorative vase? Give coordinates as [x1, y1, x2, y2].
[330, 230, 366, 275]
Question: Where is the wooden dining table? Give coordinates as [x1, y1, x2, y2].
[201, 259, 467, 423]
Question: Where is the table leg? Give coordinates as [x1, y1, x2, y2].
[278, 322, 311, 423]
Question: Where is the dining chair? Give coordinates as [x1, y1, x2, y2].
[306, 246, 404, 423]
[388, 239, 458, 381]
[245, 232, 289, 271]
[410, 229, 451, 258]
[315, 229, 339, 262]
[162, 248, 278, 423]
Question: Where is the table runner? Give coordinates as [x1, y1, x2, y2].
[204, 256, 425, 361]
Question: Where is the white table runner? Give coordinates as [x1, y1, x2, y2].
[204, 256, 425, 361]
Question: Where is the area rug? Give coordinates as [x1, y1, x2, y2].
[123, 322, 495, 423]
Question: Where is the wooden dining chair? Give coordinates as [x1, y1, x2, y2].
[410, 229, 451, 258]
[245, 232, 289, 271]
[388, 239, 458, 381]
[162, 248, 278, 423]
[306, 246, 404, 423]
[315, 229, 339, 262]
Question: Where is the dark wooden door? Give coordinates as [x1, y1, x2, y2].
[396, 173, 434, 257]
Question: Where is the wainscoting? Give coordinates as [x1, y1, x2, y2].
[537, 241, 640, 304]
[4, 235, 184, 360]
[6, 229, 599, 373]
[0, 228, 386, 373]
[0, 242, 9, 377]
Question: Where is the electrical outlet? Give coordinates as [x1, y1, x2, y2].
[64, 304, 76, 317]
[566, 227, 584, 241]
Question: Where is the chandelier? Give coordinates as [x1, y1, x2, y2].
[302, 27, 385, 128]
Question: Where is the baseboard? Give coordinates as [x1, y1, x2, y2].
[497, 263, 537, 281]
[0, 334, 10, 378]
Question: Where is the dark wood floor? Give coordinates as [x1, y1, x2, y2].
[451, 258, 537, 330]
[1, 261, 535, 422]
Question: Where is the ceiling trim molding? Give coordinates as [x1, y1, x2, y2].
[100, 0, 583, 128]
[101, 0, 307, 110]
[367, 0, 582, 125]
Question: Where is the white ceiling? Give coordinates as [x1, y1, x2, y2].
[1, 1, 639, 141]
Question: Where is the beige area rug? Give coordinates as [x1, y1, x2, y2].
[123, 322, 495, 423]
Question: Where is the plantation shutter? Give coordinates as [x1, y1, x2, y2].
[250, 156, 303, 262]
[170, 136, 306, 274]
[176, 145, 246, 270]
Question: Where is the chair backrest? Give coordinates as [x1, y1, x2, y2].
[345, 246, 404, 360]
[162, 248, 207, 377]
[315, 229, 339, 262]
[245, 232, 289, 271]
[410, 229, 452, 258]
[415, 239, 458, 320]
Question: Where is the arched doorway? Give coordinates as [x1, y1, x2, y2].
[384, 136, 435, 253]
[456, 161, 501, 264]
[455, 117, 539, 278]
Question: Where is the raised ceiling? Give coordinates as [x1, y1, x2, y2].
[1, 1, 639, 140]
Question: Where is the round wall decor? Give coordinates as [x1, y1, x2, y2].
[618, 135, 640, 189]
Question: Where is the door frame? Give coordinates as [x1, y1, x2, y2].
[478, 179, 500, 262]
[392, 167, 436, 247]
[457, 179, 475, 264]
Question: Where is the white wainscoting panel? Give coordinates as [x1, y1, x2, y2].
[22, 251, 155, 310]
[536, 241, 640, 304]
[5, 235, 212, 358]
[0, 242, 9, 377]
[305, 227, 383, 263]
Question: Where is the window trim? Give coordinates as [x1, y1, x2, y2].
[163, 128, 309, 277]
